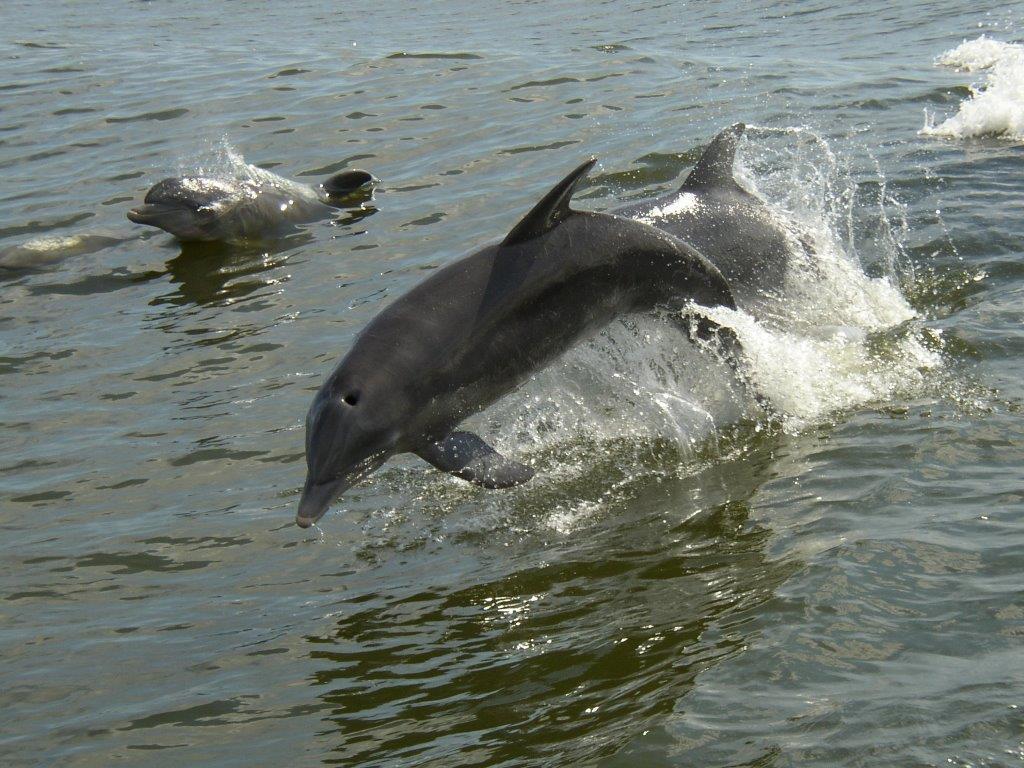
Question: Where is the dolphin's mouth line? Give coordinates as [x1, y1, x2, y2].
[328, 450, 388, 488]
[295, 450, 389, 529]
[126, 202, 191, 225]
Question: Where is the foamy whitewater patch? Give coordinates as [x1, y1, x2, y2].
[710, 128, 935, 426]
[18, 235, 85, 252]
[0, 233, 121, 270]
[636, 192, 701, 225]
[938, 35, 1016, 71]
[922, 36, 1024, 140]
[698, 304, 940, 429]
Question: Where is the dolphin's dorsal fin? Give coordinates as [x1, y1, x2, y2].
[680, 123, 746, 193]
[502, 158, 596, 246]
[321, 169, 376, 198]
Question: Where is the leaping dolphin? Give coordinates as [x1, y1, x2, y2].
[128, 167, 375, 243]
[296, 158, 749, 528]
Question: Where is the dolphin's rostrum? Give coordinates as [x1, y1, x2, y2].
[297, 158, 747, 528]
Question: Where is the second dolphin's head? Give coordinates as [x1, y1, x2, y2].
[127, 177, 243, 241]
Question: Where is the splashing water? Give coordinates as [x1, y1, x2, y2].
[700, 303, 940, 429]
[922, 35, 1024, 140]
[721, 126, 939, 428]
[180, 138, 263, 182]
[349, 127, 943, 536]
[176, 138, 318, 201]
[478, 127, 940, 502]
[635, 192, 702, 225]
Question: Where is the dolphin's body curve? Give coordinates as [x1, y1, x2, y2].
[296, 159, 745, 528]
[0, 234, 123, 272]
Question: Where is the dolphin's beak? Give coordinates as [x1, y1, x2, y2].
[127, 203, 177, 225]
[295, 476, 349, 528]
[295, 449, 391, 528]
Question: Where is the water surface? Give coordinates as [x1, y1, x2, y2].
[2, 2, 1024, 766]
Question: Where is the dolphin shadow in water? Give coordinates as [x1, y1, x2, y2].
[152, 236, 314, 308]
[297, 158, 762, 528]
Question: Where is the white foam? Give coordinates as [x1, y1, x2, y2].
[18, 235, 84, 252]
[182, 139, 319, 203]
[731, 128, 938, 420]
[937, 35, 1018, 72]
[698, 304, 940, 430]
[922, 35, 1024, 140]
[0, 234, 119, 269]
[637, 192, 700, 224]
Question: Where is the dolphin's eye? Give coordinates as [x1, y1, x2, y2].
[343, 392, 360, 406]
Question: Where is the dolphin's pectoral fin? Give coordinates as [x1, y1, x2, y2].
[417, 432, 535, 489]
[679, 312, 775, 415]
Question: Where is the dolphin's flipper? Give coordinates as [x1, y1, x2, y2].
[680, 123, 748, 195]
[417, 432, 535, 488]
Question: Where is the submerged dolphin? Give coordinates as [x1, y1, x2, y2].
[127, 167, 375, 242]
[296, 159, 747, 528]
[0, 233, 123, 272]
[614, 124, 796, 308]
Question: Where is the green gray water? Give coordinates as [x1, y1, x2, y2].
[2, 2, 1023, 766]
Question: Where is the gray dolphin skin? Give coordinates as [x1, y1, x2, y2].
[0, 233, 123, 271]
[296, 159, 742, 528]
[127, 168, 375, 242]
[614, 124, 794, 308]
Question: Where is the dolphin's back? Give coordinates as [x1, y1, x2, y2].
[614, 124, 794, 305]
[617, 192, 792, 302]
[339, 211, 731, 442]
